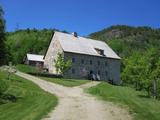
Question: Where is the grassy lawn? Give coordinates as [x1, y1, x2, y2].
[0, 70, 58, 120]
[87, 82, 160, 120]
[40, 76, 90, 87]
[16, 64, 90, 87]
[16, 64, 37, 73]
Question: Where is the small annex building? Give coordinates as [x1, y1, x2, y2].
[24, 53, 44, 66]
[44, 31, 121, 84]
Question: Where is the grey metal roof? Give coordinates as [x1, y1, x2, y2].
[54, 31, 121, 59]
[27, 54, 44, 62]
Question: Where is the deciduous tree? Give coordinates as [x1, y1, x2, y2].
[54, 53, 71, 75]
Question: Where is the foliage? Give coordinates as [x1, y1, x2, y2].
[0, 70, 58, 120]
[0, 70, 9, 104]
[0, 6, 8, 65]
[90, 25, 160, 98]
[90, 25, 160, 56]
[121, 48, 160, 97]
[6, 29, 55, 64]
[87, 82, 160, 120]
[0, 79, 8, 95]
[54, 53, 72, 75]
[6, 29, 68, 64]
[16, 64, 37, 73]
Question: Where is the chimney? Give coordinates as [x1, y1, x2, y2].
[72, 32, 78, 37]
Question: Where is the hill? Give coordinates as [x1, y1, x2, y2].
[90, 25, 160, 98]
[90, 25, 160, 57]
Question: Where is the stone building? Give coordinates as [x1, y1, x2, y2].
[44, 31, 121, 84]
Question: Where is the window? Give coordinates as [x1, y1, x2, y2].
[98, 61, 100, 65]
[90, 60, 92, 65]
[98, 70, 100, 75]
[72, 58, 75, 63]
[105, 61, 107, 66]
[105, 71, 108, 76]
[95, 48, 105, 56]
[81, 59, 84, 64]
[72, 68, 75, 74]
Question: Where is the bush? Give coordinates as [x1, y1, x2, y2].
[16, 64, 37, 73]
[0, 79, 8, 94]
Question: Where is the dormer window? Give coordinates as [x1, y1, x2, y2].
[95, 48, 105, 56]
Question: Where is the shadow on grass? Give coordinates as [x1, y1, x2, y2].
[137, 94, 150, 99]
[0, 93, 22, 105]
[60, 79, 77, 82]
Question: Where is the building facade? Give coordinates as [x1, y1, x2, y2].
[44, 31, 121, 84]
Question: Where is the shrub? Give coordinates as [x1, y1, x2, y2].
[16, 64, 37, 73]
[0, 79, 8, 94]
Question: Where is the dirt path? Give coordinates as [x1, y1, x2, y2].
[16, 71, 132, 120]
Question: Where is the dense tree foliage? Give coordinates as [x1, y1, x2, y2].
[6, 29, 55, 64]
[90, 25, 160, 98]
[0, 6, 7, 65]
[6, 29, 68, 64]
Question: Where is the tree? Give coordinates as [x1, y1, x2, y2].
[7, 62, 16, 80]
[0, 6, 6, 65]
[147, 48, 160, 99]
[121, 52, 147, 90]
[152, 61, 160, 98]
[54, 53, 72, 75]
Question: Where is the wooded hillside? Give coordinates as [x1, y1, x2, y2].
[6, 29, 69, 64]
[90, 25, 160, 57]
[6, 29, 54, 63]
[90, 25, 160, 98]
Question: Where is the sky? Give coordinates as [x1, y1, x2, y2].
[0, 0, 160, 35]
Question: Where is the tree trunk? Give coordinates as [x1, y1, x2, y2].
[135, 81, 138, 90]
[147, 86, 150, 97]
[153, 80, 156, 99]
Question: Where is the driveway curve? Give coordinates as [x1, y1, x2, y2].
[16, 71, 132, 120]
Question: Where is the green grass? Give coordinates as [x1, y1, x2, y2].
[40, 76, 90, 87]
[16, 64, 90, 87]
[16, 64, 37, 73]
[0, 70, 58, 120]
[87, 82, 160, 120]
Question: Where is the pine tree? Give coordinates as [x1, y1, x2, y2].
[0, 6, 6, 65]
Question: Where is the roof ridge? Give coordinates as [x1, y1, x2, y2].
[54, 31, 120, 59]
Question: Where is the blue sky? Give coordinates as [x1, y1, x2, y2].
[0, 0, 160, 35]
